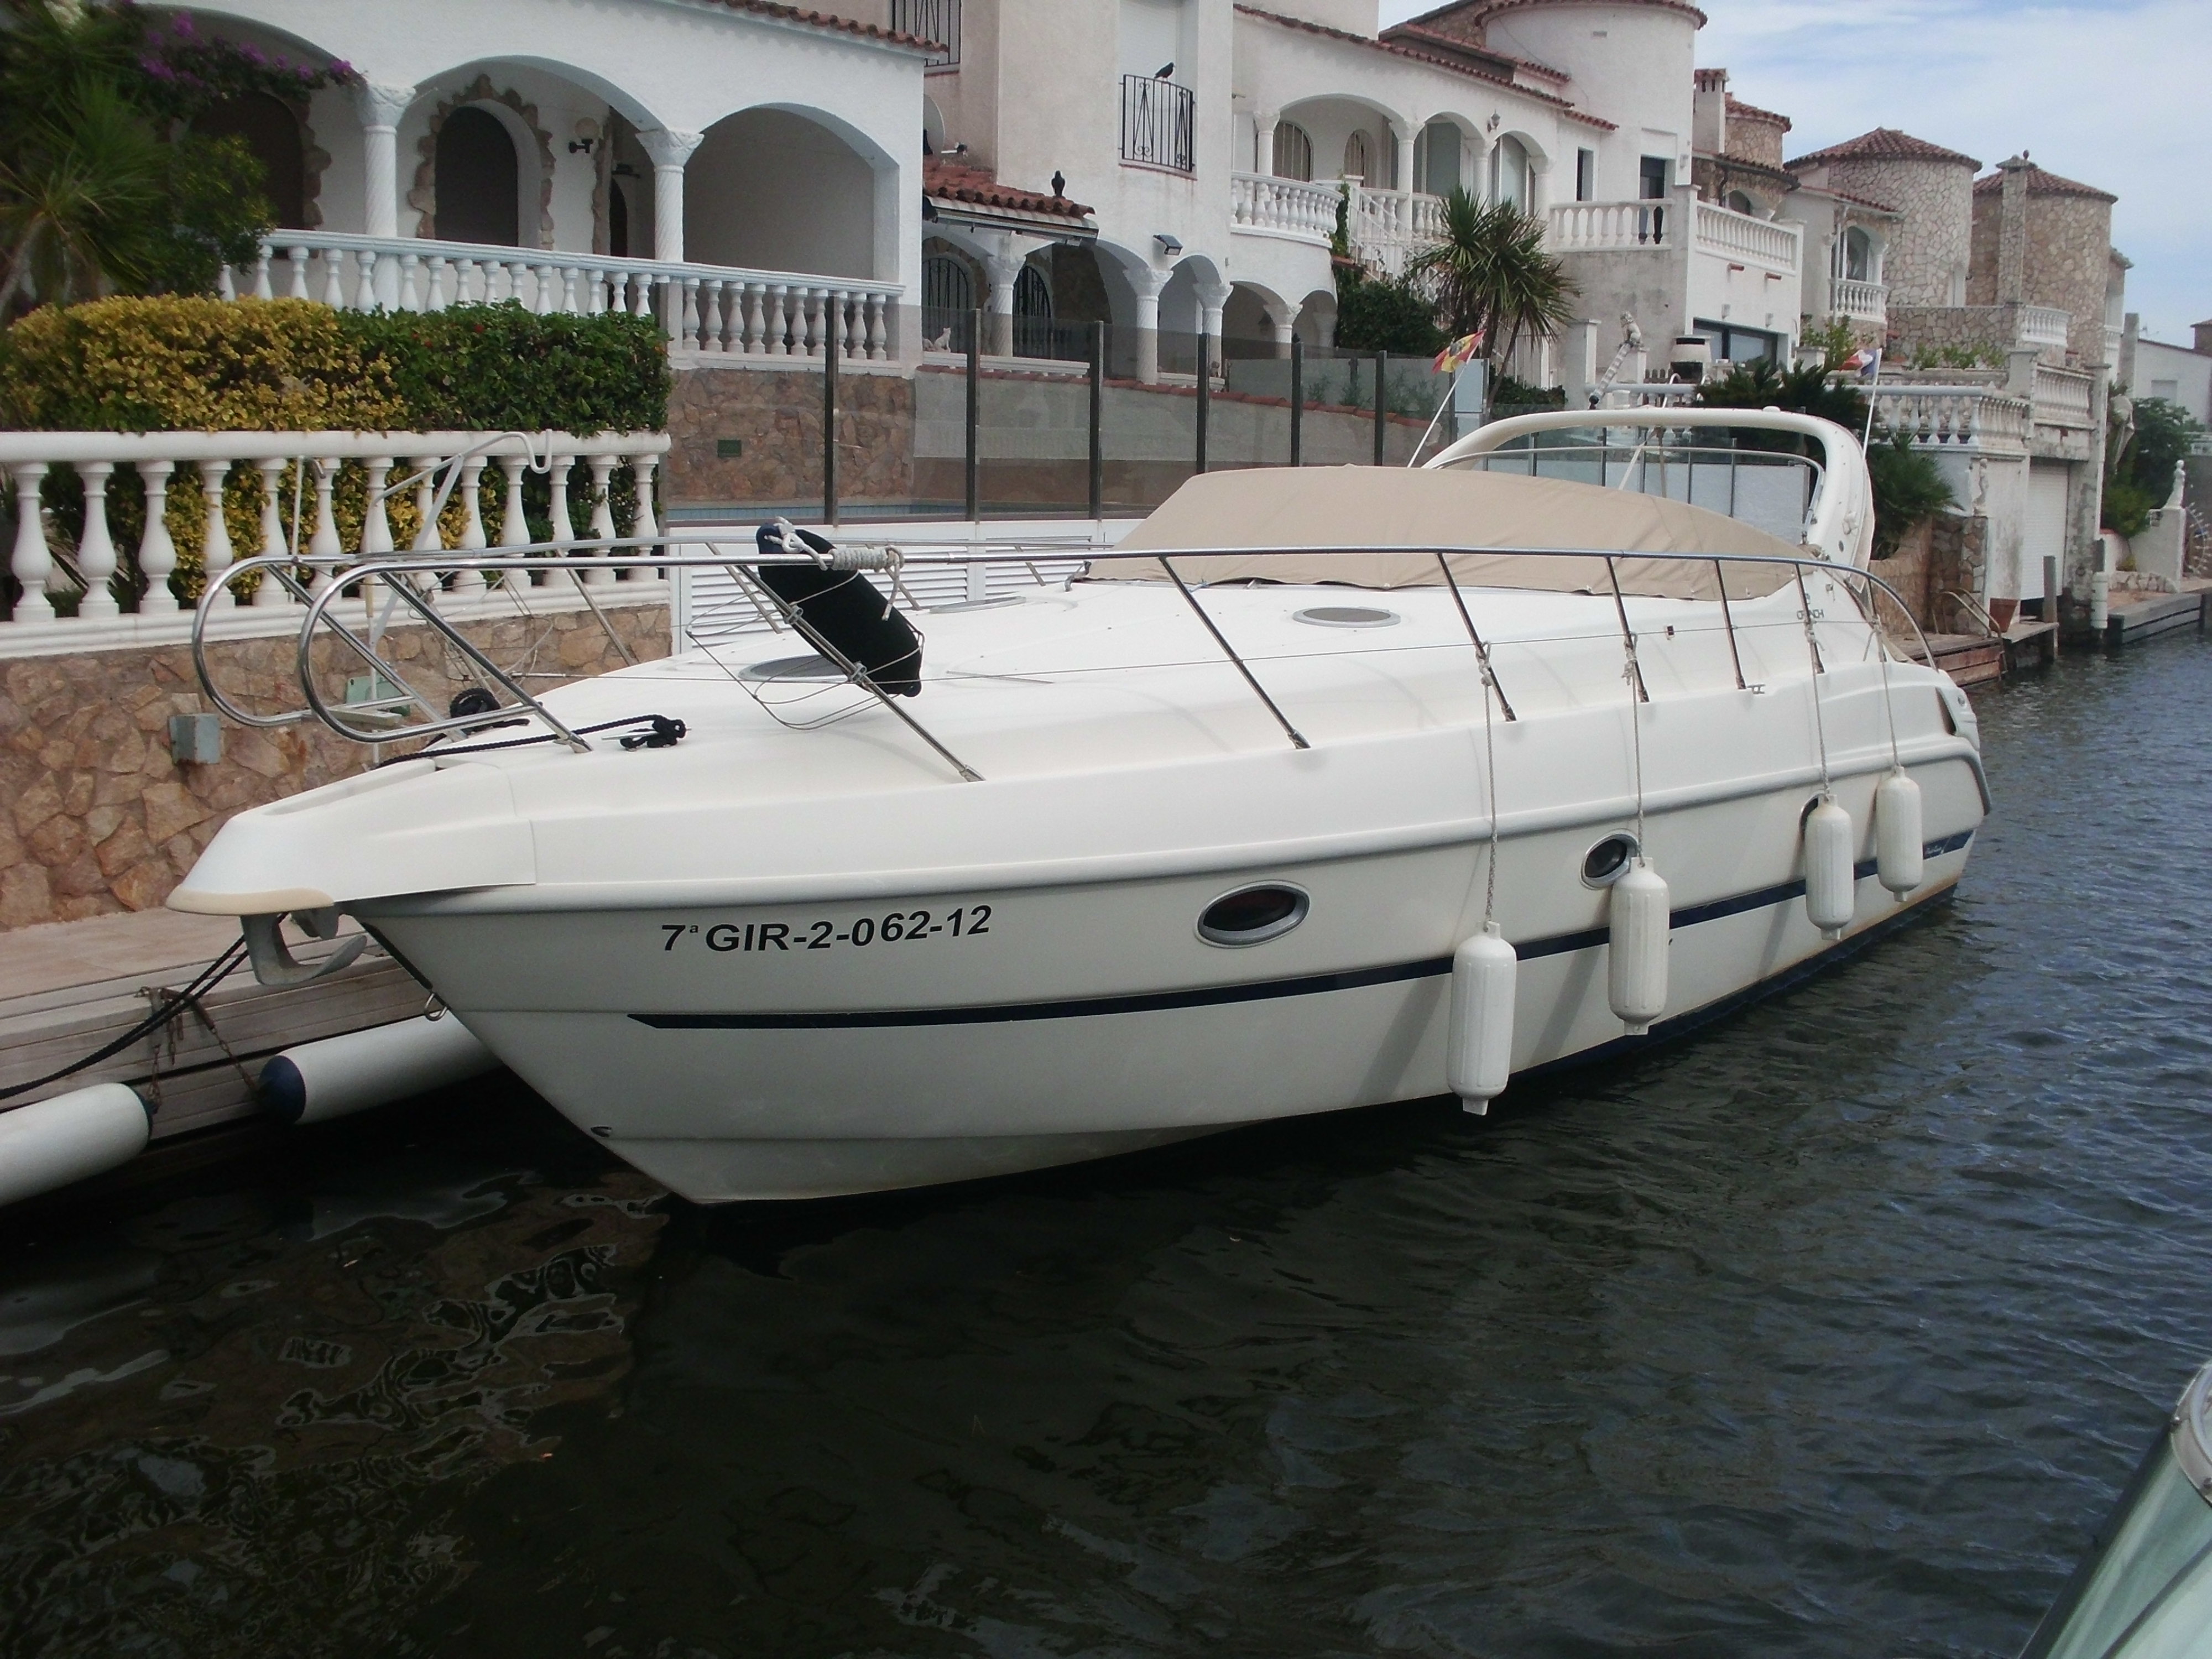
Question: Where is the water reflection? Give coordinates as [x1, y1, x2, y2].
[0, 1093, 662, 1659]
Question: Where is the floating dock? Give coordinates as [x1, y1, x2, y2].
[0, 909, 422, 1141]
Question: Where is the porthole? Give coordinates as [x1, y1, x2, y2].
[1293, 606, 1400, 629]
[1197, 883, 1310, 947]
[1580, 832, 1640, 888]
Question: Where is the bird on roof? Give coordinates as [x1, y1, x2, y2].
[1051, 170, 1066, 197]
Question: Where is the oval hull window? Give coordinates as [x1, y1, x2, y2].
[1197, 883, 1310, 947]
[1580, 832, 1640, 888]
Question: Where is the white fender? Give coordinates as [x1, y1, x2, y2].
[0, 1084, 150, 1208]
[1447, 923, 1518, 1113]
[1608, 859, 1670, 1035]
[1803, 796, 1856, 939]
[259, 1016, 499, 1126]
[1875, 771, 1924, 897]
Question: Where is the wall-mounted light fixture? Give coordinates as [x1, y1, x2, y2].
[570, 118, 601, 156]
[1155, 233, 1183, 257]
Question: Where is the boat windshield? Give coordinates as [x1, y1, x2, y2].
[2024, 1366, 2212, 1659]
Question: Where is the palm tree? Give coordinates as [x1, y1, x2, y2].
[0, 78, 166, 312]
[1406, 189, 1576, 366]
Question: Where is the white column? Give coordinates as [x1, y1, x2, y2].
[1130, 265, 1173, 385]
[1254, 108, 1279, 175]
[1392, 122, 1415, 196]
[981, 244, 1021, 358]
[1196, 280, 1232, 377]
[637, 128, 705, 263]
[352, 81, 413, 238]
[1269, 301, 1302, 357]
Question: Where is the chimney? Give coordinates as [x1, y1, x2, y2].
[1692, 68, 1727, 158]
[2194, 319, 2212, 356]
[1997, 154, 2031, 306]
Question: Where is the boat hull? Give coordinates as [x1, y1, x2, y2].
[364, 770, 1978, 1202]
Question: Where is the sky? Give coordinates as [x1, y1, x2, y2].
[1376, 0, 2212, 344]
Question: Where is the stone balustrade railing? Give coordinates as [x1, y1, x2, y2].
[221, 231, 902, 361]
[1829, 278, 1887, 323]
[2018, 305, 2072, 351]
[1693, 201, 1802, 272]
[1871, 385, 2031, 452]
[2, 430, 670, 649]
[2031, 363, 2097, 430]
[1229, 172, 1343, 246]
[1546, 200, 1672, 253]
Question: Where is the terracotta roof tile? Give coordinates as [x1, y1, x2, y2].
[1725, 94, 1791, 130]
[1239, 7, 1616, 129]
[707, 0, 940, 52]
[1786, 128, 1980, 170]
[925, 159, 1093, 222]
[1972, 162, 2117, 204]
[1402, 0, 1708, 30]
[1384, 23, 1569, 82]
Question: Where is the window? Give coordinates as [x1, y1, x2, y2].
[1691, 320, 1778, 363]
[1420, 119, 1460, 197]
[1639, 155, 1669, 200]
[1121, 74, 1194, 171]
[1342, 130, 1370, 184]
[196, 92, 309, 229]
[1272, 122, 1313, 182]
[1844, 227, 1872, 282]
[1012, 264, 1056, 359]
[922, 248, 975, 351]
[2152, 378, 2181, 401]
[1492, 136, 1530, 209]
[890, 0, 960, 67]
[1576, 148, 1595, 202]
[1725, 190, 1755, 215]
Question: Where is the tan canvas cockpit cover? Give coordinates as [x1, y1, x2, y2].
[1092, 466, 1810, 598]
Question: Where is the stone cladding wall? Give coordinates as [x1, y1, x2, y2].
[1725, 111, 1788, 171]
[664, 363, 916, 515]
[1814, 157, 1973, 307]
[1968, 190, 2115, 366]
[0, 603, 667, 930]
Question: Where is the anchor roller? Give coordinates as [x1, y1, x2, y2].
[1875, 770, 1924, 897]
[1608, 859, 1670, 1035]
[1448, 922, 1518, 1113]
[1803, 795, 1855, 939]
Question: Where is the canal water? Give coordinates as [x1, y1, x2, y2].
[5, 638, 2212, 1659]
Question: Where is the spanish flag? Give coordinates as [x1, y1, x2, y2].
[1433, 331, 1485, 373]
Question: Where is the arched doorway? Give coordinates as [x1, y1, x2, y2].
[1273, 122, 1314, 181]
[922, 242, 977, 350]
[196, 92, 309, 229]
[435, 106, 520, 246]
[685, 108, 875, 279]
[1012, 264, 1056, 358]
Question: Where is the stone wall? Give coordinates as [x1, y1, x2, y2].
[1967, 189, 2114, 366]
[664, 361, 916, 518]
[1819, 157, 1973, 307]
[0, 602, 667, 931]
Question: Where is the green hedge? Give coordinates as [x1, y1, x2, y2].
[0, 295, 667, 432]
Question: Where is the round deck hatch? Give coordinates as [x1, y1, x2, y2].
[1293, 606, 1399, 629]
[740, 653, 844, 682]
[1197, 884, 1310, 947]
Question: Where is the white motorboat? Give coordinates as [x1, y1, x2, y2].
[172, 409, 1987, 1203]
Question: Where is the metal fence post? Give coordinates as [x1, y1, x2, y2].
[1195, 327, 1210, 476]
[823, 336, 839, 527]
[1290, 337, 1303, 468]
[1088, 321, 1105, 520]
[965, 307, 980, 523]
[1373, 350, 1387, 466]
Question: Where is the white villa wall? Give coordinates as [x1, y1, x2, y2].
[2132, 337, 2212, 424]
[186, 0, 927, 294]
[1479, 2, 1694, 201]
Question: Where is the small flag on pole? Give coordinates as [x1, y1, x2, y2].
[1433, 331, 1485, 373]
[1841, 347, 1881, 380]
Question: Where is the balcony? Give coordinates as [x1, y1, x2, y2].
[889, 0, 959, 66]
[2031, 362, 2096, 430]
[1121, 75, 1194, 173]
[1829, 276, 1888, 326]
[2018, 305, 2071, 351]
[1547, 200, 1673, 252]
[1692, 200, 1801, 274]
[222, 231, 902, 361]
[1230, 172, 1341, 247]
[1874, 385, 2030, 455]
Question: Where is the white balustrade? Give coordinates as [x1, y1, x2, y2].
[1829, 278, 1888, 323]
[1, 430, 669, 644]
[1229, 173, 1346, 247]
[1546, 200, 1673, 253]
[2032, 363, 2096, 430]
[1692, 201, 1801, 272]
[1872, 387, 2031, 452]
[2018, 305, 2072, 351]
[220, 231, 902, 362]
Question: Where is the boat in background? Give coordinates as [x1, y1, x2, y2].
[167, 408, 1988, 1202]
